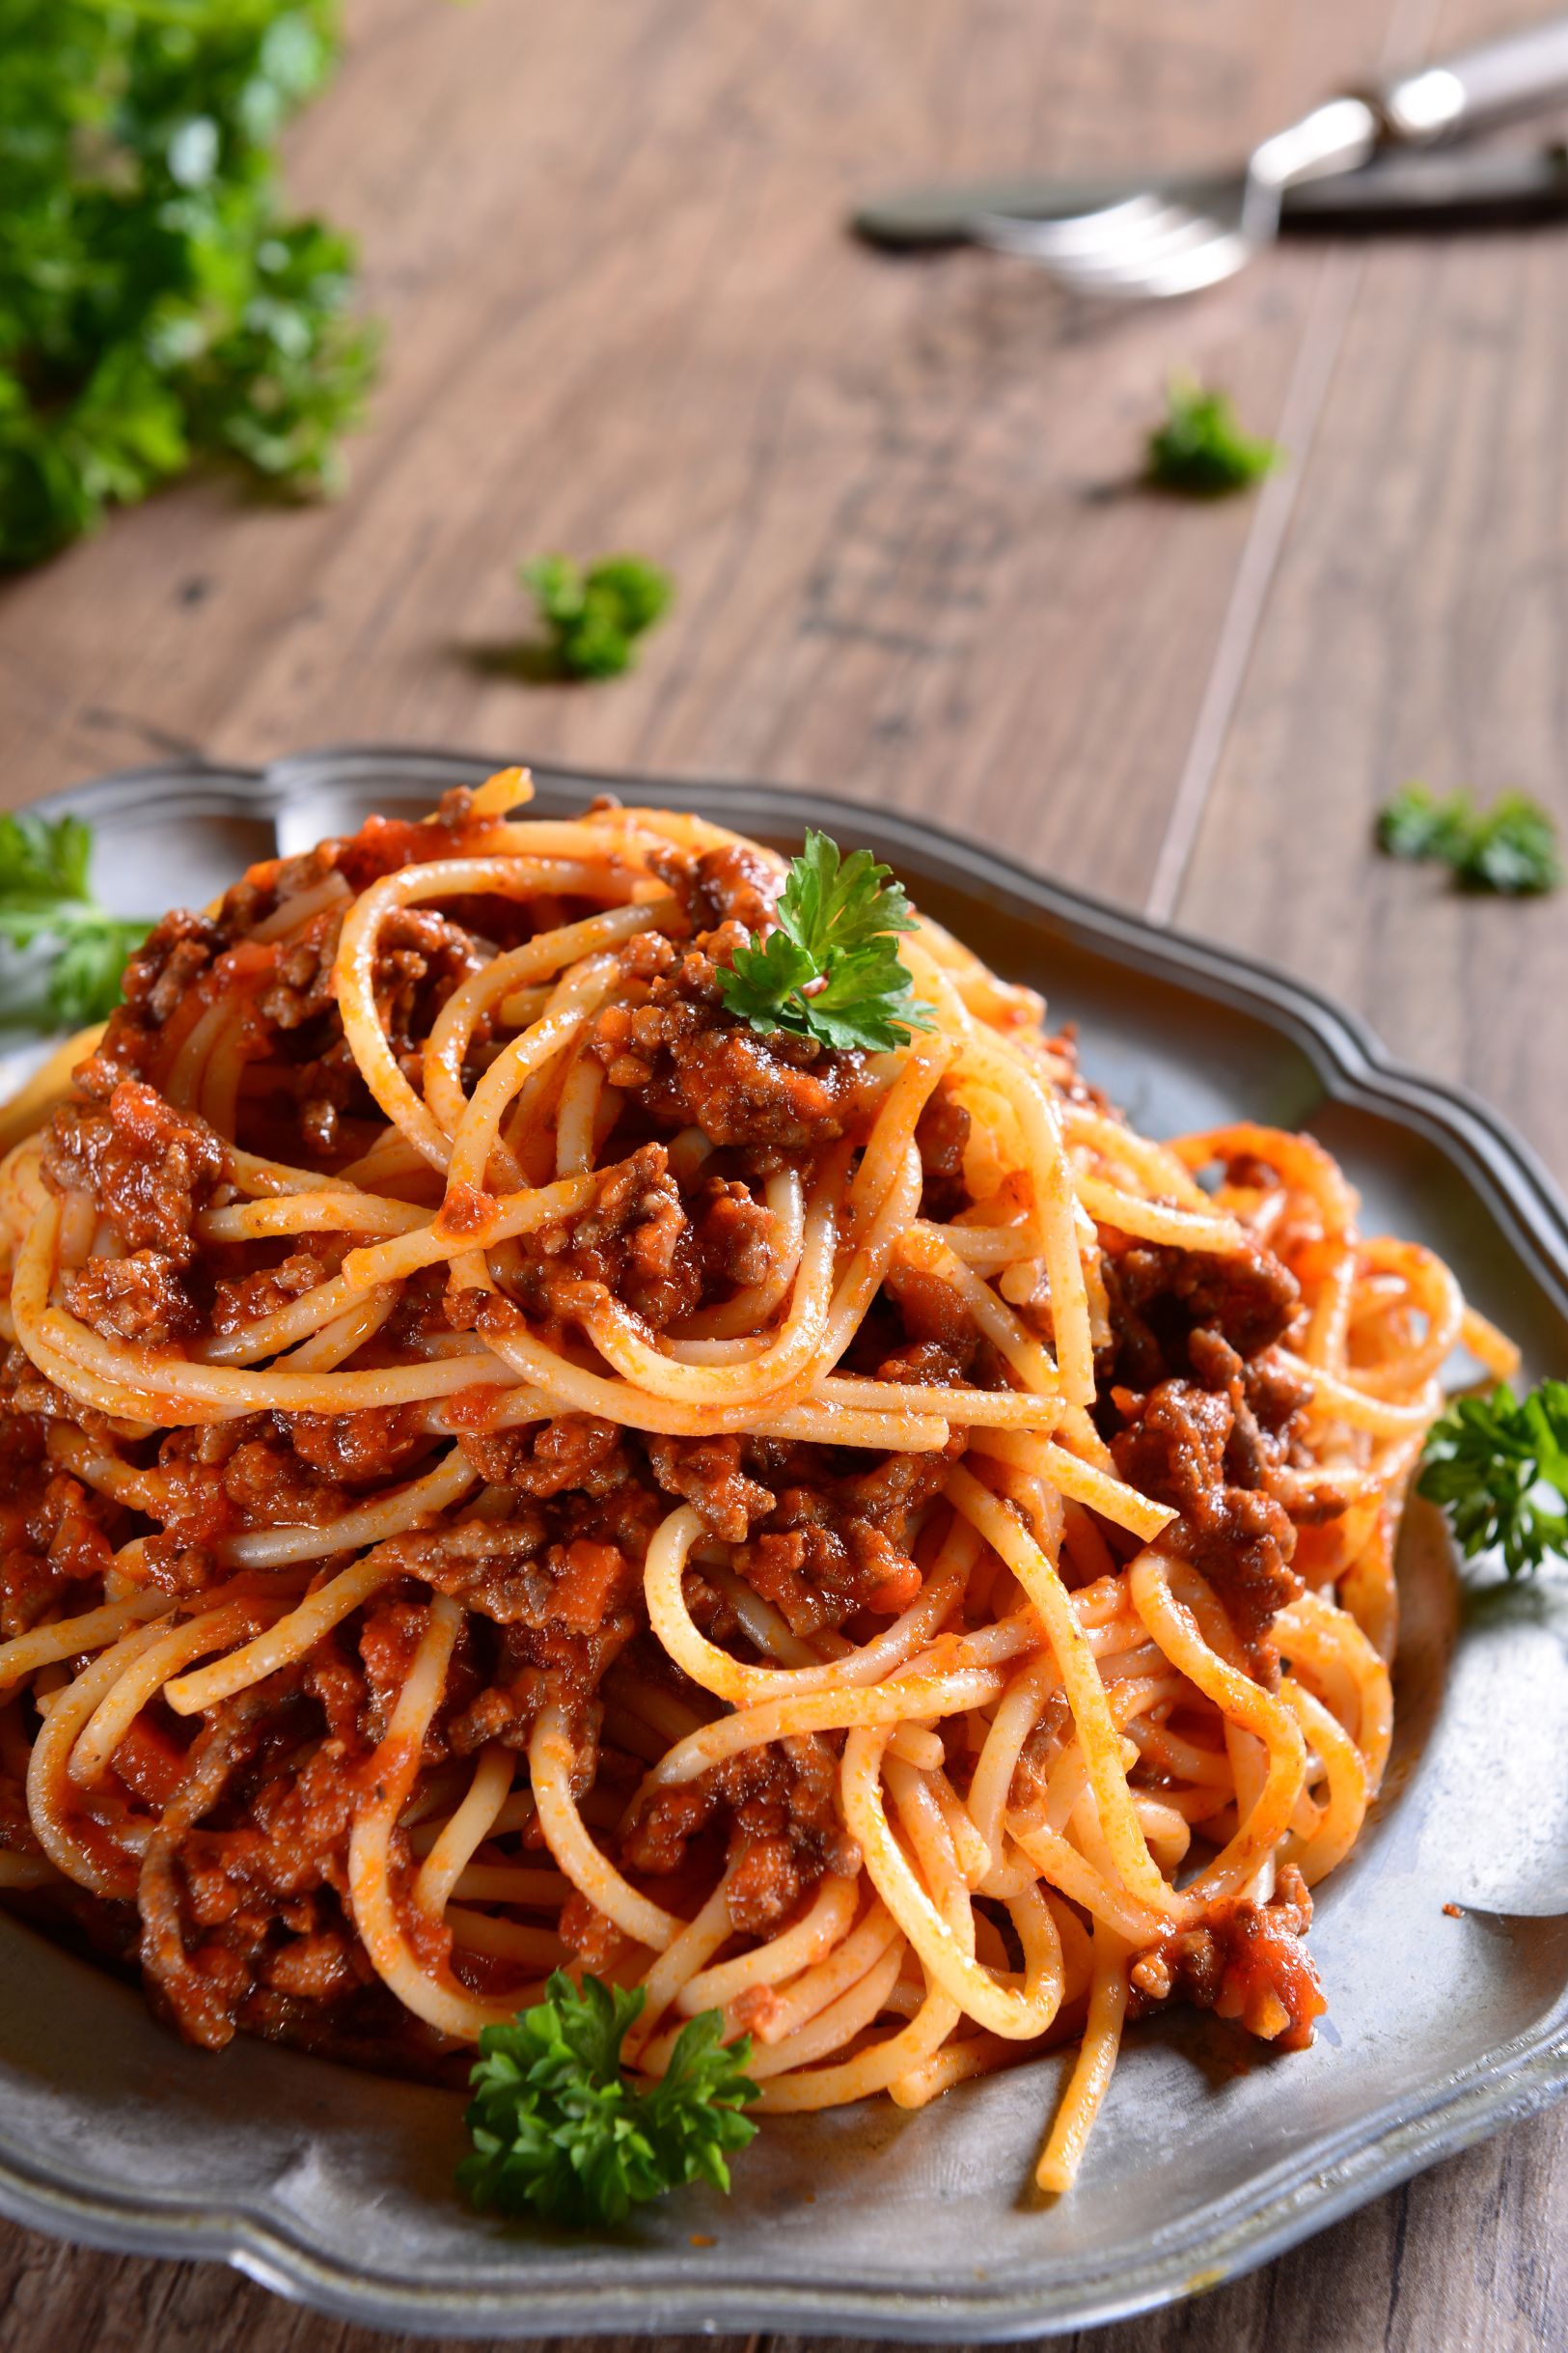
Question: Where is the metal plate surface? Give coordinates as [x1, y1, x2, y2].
[2, 745, 1565, 2341]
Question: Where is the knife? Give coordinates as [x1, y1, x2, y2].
[855, 143, 1568, 248]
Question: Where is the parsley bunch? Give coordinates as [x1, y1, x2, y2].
[0, 0, 378, 569]
[1376, 784, 1561, 896]
[0, 811, 148, 1027]
[1418, 1379, 1568, 1580]
[717, 829, 935, 1054]
[519, 553, 674, 678]
[458, 1972, 759, 2228]
[1144, 378, 1281, 498]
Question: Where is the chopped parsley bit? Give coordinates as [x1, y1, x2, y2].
[1376, 784, 1561, 896]
[519, 553, 674, 678]
[0, 1, 378, 570]
[1144, 378, 1282, 498]
[1418, 1378, 1568, 1579]
[0, 812, 148, 1028]
[1455, 794, 1563, 895]
[458, 1971, 758, 2228]
[717, 828, 936, 1055]
[1376, 784, 1474, 863]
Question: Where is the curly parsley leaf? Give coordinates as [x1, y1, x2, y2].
[1376, 784, 1560, 896]
[637, 2007, 763, 2194]
[519, 552, 674, 678]
[0, 0, 377, 569]
[1417, 1379, 1568, 1580]
[457, 1971, 758, 2228]
[0, 811, 149, 1027]
[716, 829, 936, 1054]
[1144, 378, 1281, 498]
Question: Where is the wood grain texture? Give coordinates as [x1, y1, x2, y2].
[1, 0, 1398, 902]
[0, 0, 1565, 2346]
[1175, 0, 1568, 1180]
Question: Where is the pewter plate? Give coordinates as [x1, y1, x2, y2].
[2, 745, 1565, 2342]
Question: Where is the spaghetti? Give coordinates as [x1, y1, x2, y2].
[0, 770, 1514, 2192]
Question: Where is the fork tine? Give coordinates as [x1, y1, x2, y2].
[977, 199, 1226, 285]
[977, 180, 1256, 302]
[1046, 207, 1223, 282]
[1048, 228, 1252, 299]
[977, 194, 1176, 260]
[1132, 234, 1253, 295]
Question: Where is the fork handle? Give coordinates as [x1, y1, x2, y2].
[1376, 16, 1568, 143]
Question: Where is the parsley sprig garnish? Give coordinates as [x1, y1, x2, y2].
[0, 0, 377, 569]
[0, 812, 149, 1028]
[1377, 784, 1561, 896]
[1144, 378, 1281, 498]
[458, 1972, 759, 2228]
[520, 553, 674, 678]
[1418, 1379, 1568, 1580]
[716, 829, 935, 1054]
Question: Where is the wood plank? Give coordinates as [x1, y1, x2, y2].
[0, 0, 1391, 914]
[1169, 5, 1568, 1180]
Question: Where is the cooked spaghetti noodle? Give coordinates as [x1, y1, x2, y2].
[0, 770, 1514, 2191]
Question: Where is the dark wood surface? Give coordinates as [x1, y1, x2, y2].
[1, 0, 1564, 2345]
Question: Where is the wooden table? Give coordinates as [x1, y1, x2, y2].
[2, 0, 1565, 2344]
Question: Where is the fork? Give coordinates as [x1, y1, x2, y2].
[978, 15, 1568, 299]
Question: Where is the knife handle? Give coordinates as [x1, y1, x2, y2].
[1376, 15, 1568, 142]
[1279, 144, 1568, 231]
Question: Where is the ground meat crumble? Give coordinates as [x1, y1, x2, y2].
[588, 927, 878, 1149]
[1128, 1863, 1327, 2050]
[1096, 1237, 1338, 1673]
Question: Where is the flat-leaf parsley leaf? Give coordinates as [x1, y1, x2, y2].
[717, 829, 936, 1054]
[1417, 1378, 1568, 1579]
[457, 1971, 759, 2228]
[0, 812, 148, 1027]
[1144, 378, 1281, 498]
[0, 0, 378, 569]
